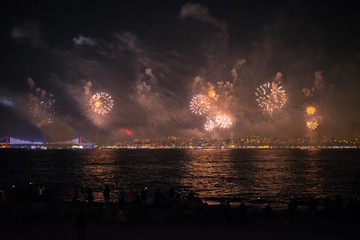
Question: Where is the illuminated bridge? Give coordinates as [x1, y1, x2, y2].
[0, 136, 93, 148]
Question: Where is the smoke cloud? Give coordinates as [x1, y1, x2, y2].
[83, 81, 92, 96]
[180, 3, 227, 31]
[231, 58, 247, 82]
[145, 68, 158, 84]
[0, 97, 14, 106]
[10, 21, 46, 48]
[274, 72, 283, 82]
[73, 35, 97, 46]
[314, 71, 324, 91]
[27, 78, 35, 90]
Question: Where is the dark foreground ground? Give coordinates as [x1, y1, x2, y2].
[1, 198, 359, 240]
[2, 222, 359, 240]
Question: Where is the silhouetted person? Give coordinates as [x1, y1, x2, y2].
[24, 181, 33, 201]
[128, 188, 134, 201]
[309, 197, 318, 221]
[0, 188, 6, 200]
[165, 187, 176, 207]
[86, 187, 94, 205]
[323, 196, 331, 211]
[336, 194, 343, 209]
[222, 200, 232, 226]
[168, 187, 175, 198]
[103, 185, 110, 208]
[264, 204, 273, 220]
[257, 196, 262, 208]
[72, 185, 79, 203]
[290, 195, 298, 210]
[134, 192, 142, 204]
[44, 184, 51, 202]
[39, 184, 45, 202]
[79, 186, 86, 204]
[118, 191, 125, 210]
[354, 197, 360, 218]
[188, 190, 195, 201]
[76, 209, 86, 240]
[238, 202, 248, 225]
[140, 187, 147, 204]
[175, 193, 181, 209]
[154, 187, 162, 207]
[288, 195, 298, 222]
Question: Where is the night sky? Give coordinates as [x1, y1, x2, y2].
[1, 0, 360, 143]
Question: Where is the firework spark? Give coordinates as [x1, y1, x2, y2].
[189, 94, 210, 115]
[306, 106, 316, 115]
[89, 92, 114, 115]
[204, 119, 215, 131]
[208, 89, 216, 98]
[29, 98, 55, 127]
[306, 120, 318, 130]
[255, 82, 287, 113]
[215, 114, 233, 129]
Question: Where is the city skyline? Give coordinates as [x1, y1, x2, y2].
[1, 135, 359, 149]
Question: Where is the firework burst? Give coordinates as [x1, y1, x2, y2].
[89, 92, 114, 115]
[306, 120, 318, 130]
[189, 94, 210, 115]
[306, 106, 316, 115]
[29, 97, 55, 127]
[208, 89, 216, 98]
[255, 82, 287, 113]
[215, 114, 233, 129]
[204, 119, 215, 131]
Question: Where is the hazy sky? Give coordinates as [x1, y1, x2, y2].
[1, 0, 359, 142]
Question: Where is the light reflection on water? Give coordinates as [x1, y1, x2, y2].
[182, 149, 242, 204]
[0, 149, 359, 209]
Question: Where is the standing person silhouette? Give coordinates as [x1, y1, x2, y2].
[103, 185, 110, 208]
[72, 185, 79, 203]
[86, 187, 94, 205]
[129, 187, 134, 202]
[76, 209, 86, 240]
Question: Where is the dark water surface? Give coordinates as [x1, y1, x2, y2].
[1, 149, 359, 209]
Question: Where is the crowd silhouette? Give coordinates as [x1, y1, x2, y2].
[1, 181, 360, 228]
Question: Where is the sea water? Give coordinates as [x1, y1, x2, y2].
[1, 148, 359, 209]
